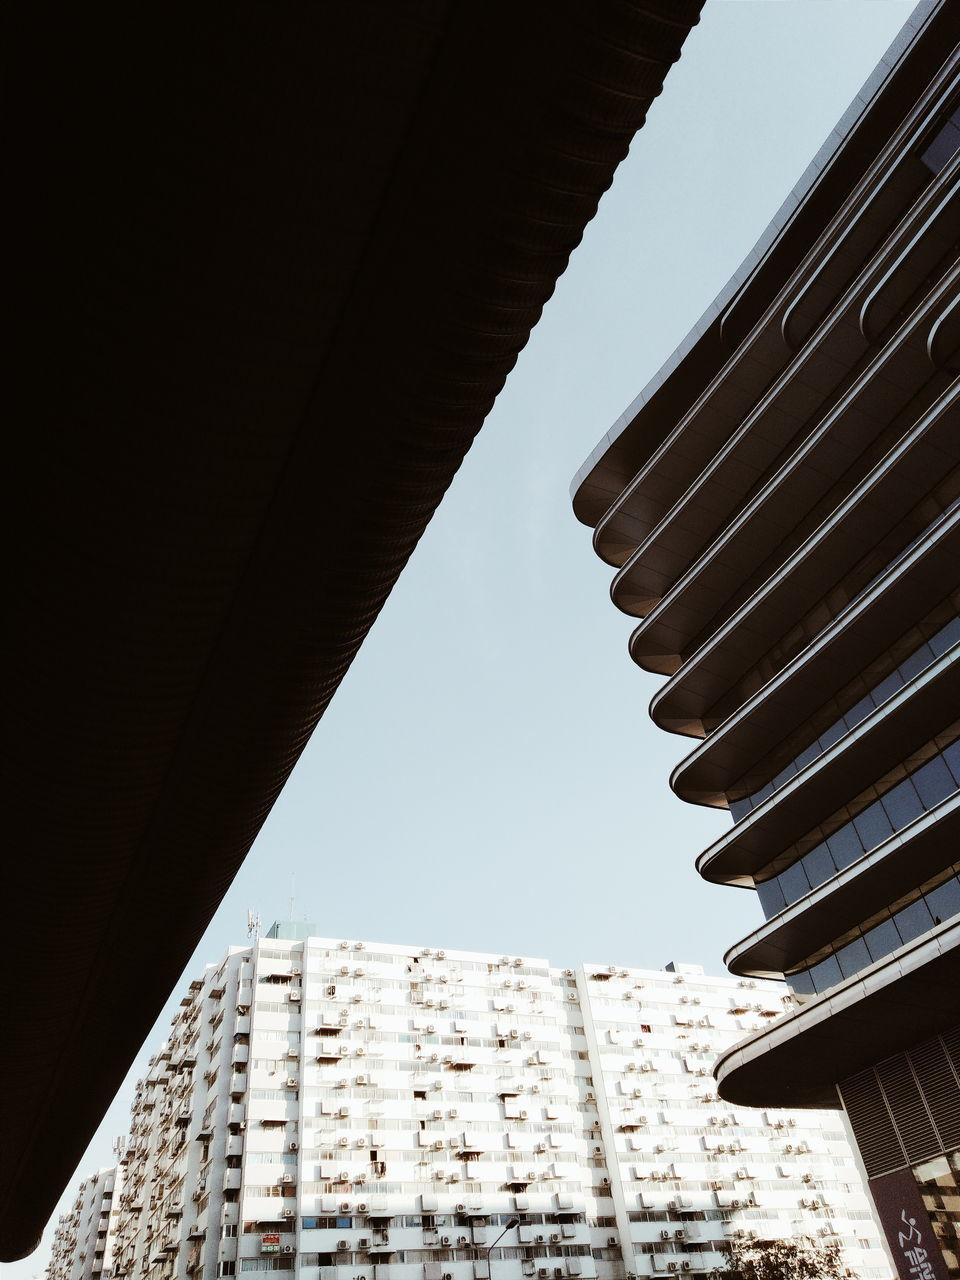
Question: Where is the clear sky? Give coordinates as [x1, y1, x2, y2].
[15, 3, 919, 1276]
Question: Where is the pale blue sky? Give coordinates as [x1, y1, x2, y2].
[12, 4, 918, 1276]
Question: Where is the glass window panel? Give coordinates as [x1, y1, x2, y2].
[880, 778, 925, 830]
[756, 878, 787, 919]
[803, 842, 837, 891]
[944, 740, 960, 787]
[818, 721, 846, 751]
[862, 917, 901, 963]
[925, 877, 960, 926]
[779, 860, 812, 906]
[728, 798, 752, 823]
[929, 616, 960, 655]
[809, 954, 843, 994]
[912, 755, 956, 808]
[844, 696, 874, 729]
[853, 801, 894, 852]
[836, 936, 871, 979]
[827, 824, 864, 870]
[893, 897, 935, 945]
[870, 671, 903, 705]
[898, 645, 934, 682]
[795, 741, 820, 770]
[788, 971, 815, 997]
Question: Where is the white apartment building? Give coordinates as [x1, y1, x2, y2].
[55, 928, 892, 1280]
[48, 1167, 123, 1280]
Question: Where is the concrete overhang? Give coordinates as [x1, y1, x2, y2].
[4, 1, 705, 1260]
[714, 918, 960, 1109]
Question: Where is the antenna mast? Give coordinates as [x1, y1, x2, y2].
[246, 909, 262, 944]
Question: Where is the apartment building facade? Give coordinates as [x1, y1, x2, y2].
[51, 929, 890, 1280]
[48, 1167, 123, 1280]
[570, 3, 959, 1275]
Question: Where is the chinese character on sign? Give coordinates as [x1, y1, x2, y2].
[898, 1211, 936, 1279]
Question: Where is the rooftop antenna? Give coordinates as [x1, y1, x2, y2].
[247, 909, 261, 943]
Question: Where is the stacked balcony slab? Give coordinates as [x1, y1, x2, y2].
[570, 4, 960, 1275]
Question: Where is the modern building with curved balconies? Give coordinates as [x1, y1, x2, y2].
[572, 3, 960, 1273]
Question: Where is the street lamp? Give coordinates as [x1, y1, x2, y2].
[485, 1216, 520, 1279]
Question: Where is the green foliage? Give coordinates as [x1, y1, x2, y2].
[709, 1235, 846, 1280]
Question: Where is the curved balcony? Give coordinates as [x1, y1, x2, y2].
[724, 794, 960, 979]
[671, 607, 958, 809]
[627, 276, 960, 674]
[612, 218, 959, 621]
[713, 918, 960, 1109]
[696, 651, 960, 885]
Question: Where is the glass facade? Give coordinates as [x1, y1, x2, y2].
[913, 1150, 960, 1279]
[788, 868, 960, 997]
[756, 738, 960, 918]
[730, 616, 959, 822]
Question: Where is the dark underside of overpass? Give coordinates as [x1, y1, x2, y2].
[4, 1, 702, 1259]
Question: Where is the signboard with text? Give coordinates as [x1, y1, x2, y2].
[260, 1233, 281, 1254]
[869, 1168, 949, 1280]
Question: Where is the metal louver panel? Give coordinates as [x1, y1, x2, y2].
[908, 1035, 960, 1152]
[840, 1028, 960, 1176]
[876, 1055, 940, 1165]
[839, 1069, 903, 1178]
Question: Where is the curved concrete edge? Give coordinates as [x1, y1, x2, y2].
[714, 918, 960, 1110]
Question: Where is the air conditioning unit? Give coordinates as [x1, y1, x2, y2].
[288, 991, 301, 1003]
[288, 1141, 299, 1152]
[340, 1201, 352, 1212]
[449, 1109, 459, 1118]
[280, 1174, 293, 1184]
[606, 1236, 617, 1247]
[291, 967, 302, 977]
[282, 1209, 295, 1218]
[567, 993, 578, 1002]
[440, 1236, 453, 1247]
[285, 1077, 299, 1088]
[660, 1231, 671, 1241]
[339, 1137, 350, 1147]
[357, 1075, 369, 1086]
[563, 970, 574, 978]
[337, 1241, 350, 1250]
